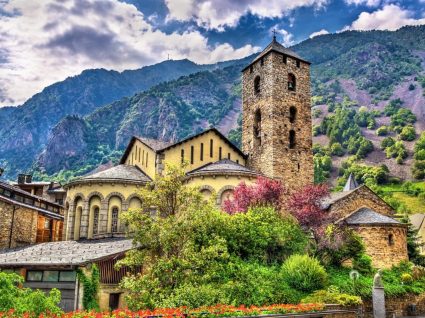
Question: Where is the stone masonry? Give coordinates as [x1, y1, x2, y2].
[242, 42, 313, 199]
[0, 200, 38, 249]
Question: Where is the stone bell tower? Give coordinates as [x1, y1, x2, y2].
[241, 36, 314, 195]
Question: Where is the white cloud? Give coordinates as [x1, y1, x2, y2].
[309, 29, 329, 38]
[165, 0, 329, 31]
[345, 4, 425, 31]
[0, 0, 260, 106]
[344, 0, 380, 7]
[278, 29, 295, 47]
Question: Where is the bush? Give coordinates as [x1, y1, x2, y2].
[376, 126, 389, 136]
[281, 255, 328, 293]
[409, 84, 416, 91]
[301, 288, 362, 306]
[330, 143, 345, 156]
[381, 137, 396, 150]
[0, 272, 62, 316]
[401, 273, 413, 284]
[353, 254, 373, 274]
[399, 125, 416, 141]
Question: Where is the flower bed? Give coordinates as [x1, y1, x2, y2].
[0, 304, 324, 318]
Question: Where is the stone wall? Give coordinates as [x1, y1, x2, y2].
[242, 48, 314, 199]
[354, 225, 408, 268]
[363, 293, 425, 317]
[329, 186, 393, 220]
[0, 199, 38, 249]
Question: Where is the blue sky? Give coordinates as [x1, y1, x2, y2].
[0, 0, 424, 106]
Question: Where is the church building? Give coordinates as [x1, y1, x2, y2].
[0, 37, 408, 311]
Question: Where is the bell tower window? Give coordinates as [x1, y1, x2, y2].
[289, 106, 297, 123]
[254, 76, 261, 94]
[289, 130, 296, 149]
[254, 109, 262, 145]
[288, 73, 296, 91]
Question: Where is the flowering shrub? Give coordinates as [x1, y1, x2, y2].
[222, 177, 285, 214]
[0, 303, 323, 318]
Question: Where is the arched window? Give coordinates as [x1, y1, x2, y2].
[111, 207, 119, 233]
[93, 207, 99, 235]
[254, 109, 262, 145]
[181, 149, 184, 163]
[388, 233, 394, 246]
[254, 76, 261, 94]
[289, 130, 296, 149]
[289, 106, 297, 123]
[288, 73, 296, 91]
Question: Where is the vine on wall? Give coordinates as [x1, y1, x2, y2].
[76, 264, 100, 311]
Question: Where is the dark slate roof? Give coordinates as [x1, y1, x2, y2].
[67, 165, 151, 186]
[344, 207, 401, 225]
[187, 159, 259, 176]
[243, 37, 310, 71]
[0, 238, 133, 266]
[343, 173, 359, 192]
[136, 137, 174, 152]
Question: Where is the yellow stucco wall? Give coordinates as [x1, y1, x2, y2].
[124, 139, 156, 179]
[65, 182, 143, 240]
[66, 182, 141, 203]
[162, 130, 246, 173]
[186, 174, 257, 205]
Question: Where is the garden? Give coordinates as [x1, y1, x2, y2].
[2, 165, 425, 317]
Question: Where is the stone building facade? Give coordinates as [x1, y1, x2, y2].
[323, 181, 408, 268]
[0, 181, 64, 250]
[242, 37, 313, 197]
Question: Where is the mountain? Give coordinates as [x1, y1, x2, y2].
[0, 58, 236, 178]
[2, 26, 425, 183]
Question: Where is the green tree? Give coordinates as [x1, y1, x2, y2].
[0, 272, 62, 317]
[119, 165, 307, 309]
[399, 125, 416, 141]
[376, 126, 389, 136]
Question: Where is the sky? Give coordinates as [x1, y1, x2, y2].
[0, 0, 424, 107]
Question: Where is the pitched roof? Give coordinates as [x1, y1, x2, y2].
[0, 238, 133, 267]
[321, 189, 355, 209]
[66, 165, 151, 187]
[120, 127, 247, 164]
[409, 214, 425, 230]
[243, 37, 310, 71]
[136, 137, 174, 152]
[186, 159, 260, 177]
[343, 207, 401, 226]
[343, 173, 359, 192]
[0, 181, 63, 220]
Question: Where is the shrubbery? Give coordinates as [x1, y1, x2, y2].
[281, 255, 327, 293]
[0, 272, 62, 317]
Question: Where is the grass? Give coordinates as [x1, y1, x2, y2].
[379, 181, 425, 214]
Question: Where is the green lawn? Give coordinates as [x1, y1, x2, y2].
[379, 181, 425, 214]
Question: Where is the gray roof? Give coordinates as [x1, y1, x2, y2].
[344, 207, 401, 225]
[79, 165, 151, 183]
[343, 173, 359, 192]
[409, 214, 425, 230]
[0, 238, 133, 267]
[321, 190, 355, 209]
[136, 137, 174, 152]
[187, 159, 259, 176]
[249, 37, 309, 67]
